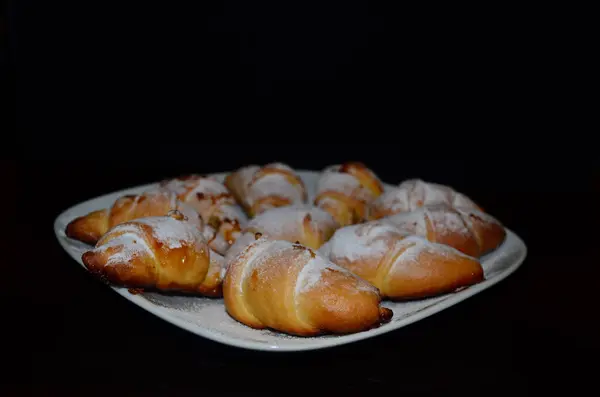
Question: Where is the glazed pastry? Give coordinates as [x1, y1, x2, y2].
[160, 174, 248, 254]
[319, 220, 484, 300]
[381, 203, 506, 257]
[224, 163, 308, 217]
[223, 234, 393, 336]
[314, 162, 384, 226]
[368, 178, 481, 220]
[65, 187, 203, 245]
[223, 205, 339, 266]
[81, 211, 214, 295]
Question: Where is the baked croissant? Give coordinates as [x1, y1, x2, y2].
[224, 162, 308, 217]
[224, 205, 340, 265]
[368, 178, 481, 220]
[314, 162, 384, 226]
[319, 220, 484, 300]
[381, 203, 506, 257]
[160, 174, 248, 255]
[81, 211, 215, 295]
[223, 234, 393, 336]
[65, 187, 203, 246]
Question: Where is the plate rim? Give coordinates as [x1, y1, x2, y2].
[53, 170, 528, 352]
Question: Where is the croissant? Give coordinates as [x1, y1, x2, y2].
[319, 220, 484, 300]
[65, 187, 203, 246]
[368, 178, 481, 220]
[224, 205, 340, 265]
[160, 174, 248, 254]
[81, 211, 215, 295]
[314, 162, 384, 226]
[223, 234, 393, 336]
[224, 163, 308, 217]
[381, 203, 506, 257]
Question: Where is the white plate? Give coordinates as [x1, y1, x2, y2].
[54, 170, 527, 352]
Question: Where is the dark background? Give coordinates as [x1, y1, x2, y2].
[5, 1, 598, 395]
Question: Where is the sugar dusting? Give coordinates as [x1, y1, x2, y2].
[384, 210, 428, 236]
[245, 205, 337, 239]
[316, 164, 378, 203]
[424, 205, 470, 237]
[134, 216, 204, 250]
[96, 231, 155, 267]
[250, 173, 305, 205]
[371, 179, 480, 215]
[235, 163, 305, 208]
[295, 246, 378, 295]
[324, 221, 401, 262]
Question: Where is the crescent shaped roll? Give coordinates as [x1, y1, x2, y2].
[65, 187, 203, 246]
[319, 220, 484, 300]
[81, 211, 213, 295]
[314, 162, 384, 226]
[368, 178, 481, 220]
[224, 162, 308, 217]
[223, 205, 340, 268]
[223, 235, 393, 336]
[382, 204, 506, 257]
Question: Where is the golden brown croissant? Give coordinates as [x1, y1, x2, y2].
[81, 211, 215, 295]
[381, 203, 506, 257]
[160, 174, 248, 254]
[314, 162, 384, 226]
[224, 205, 340, 265]
[65, 187, 203, 246]
[368, 178, 481, 220]
[223, 234, 393, 336]
[224, 163, 308, 217]
[319, 220, 484, 300]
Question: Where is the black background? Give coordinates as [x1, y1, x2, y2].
[6, 1, 599, 395]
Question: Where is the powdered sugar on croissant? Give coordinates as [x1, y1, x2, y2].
[82, 211, 213, 294]
[368, 179, 480, 220]
[320, 220, 484, 299]
[382, 203, 506, 257]
[65, 187, 204, 246]
[314, 162, 384, 226]
[225, 163, 307, 217]
[224, 205, 339, 267]
[223, 235, 392, 336]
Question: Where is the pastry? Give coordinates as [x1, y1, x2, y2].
[382, 203, 506, 257]
[65, 187, 203, 246]
[160, 174, 248, 254]
[224, 205, 339, 266]
[81, 211, 216, 295]
[224, 162, 307, 217]
[223, 234, 393, 336]
[368, 178, 481, 220]
[319, 220, 484, 300]
[314, 162, 384, 226]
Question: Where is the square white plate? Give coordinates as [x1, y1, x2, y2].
[54, 170, 527, 351]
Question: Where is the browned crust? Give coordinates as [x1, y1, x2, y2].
[297, 266, 390, 335]
[424, 210, 481, 258]
[381, 242, 485, 300]
[81, 218, 211, 295]
[65, 209, 110, 245]
[314, 190, 364, 226]
[463, 211, 507, 254]
[223, 238, 392, 336]
[339, 161, 384, 197]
